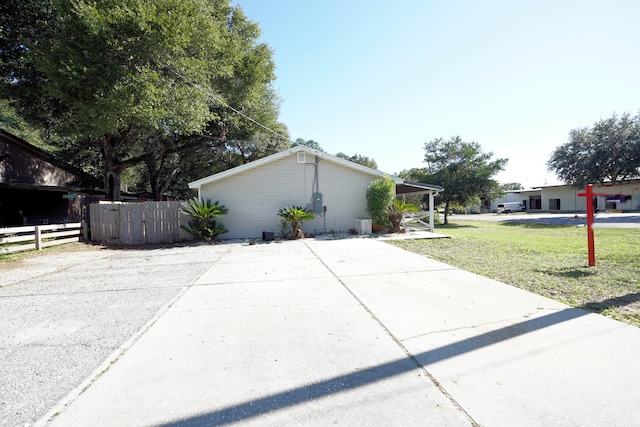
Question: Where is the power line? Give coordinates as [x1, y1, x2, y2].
[165, 64, 291, 142]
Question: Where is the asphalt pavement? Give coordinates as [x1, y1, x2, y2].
[11, 237, 638, 427]
[450, 212, 640, 227]
[0, 245, 226, 427]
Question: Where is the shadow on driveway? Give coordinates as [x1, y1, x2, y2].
[159, 308, 588, 427]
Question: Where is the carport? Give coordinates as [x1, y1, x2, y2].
[395, 179, 443, 231]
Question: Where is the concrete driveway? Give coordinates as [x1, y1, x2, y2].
[7, 238, 640, 426]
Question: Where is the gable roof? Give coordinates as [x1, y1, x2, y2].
[0, 128, 99, 189]
[188, 145, 443, 194]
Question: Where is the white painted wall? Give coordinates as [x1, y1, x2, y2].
[540, 182, 640, 212]
[198, 152, 379, 239]
[490, 190, 541, 212]
[593, 182, 640, 211]
[489, 181, 640, 213]
[541, 187, 583, 211]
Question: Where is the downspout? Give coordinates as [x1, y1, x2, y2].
[315, 155, 320, 195]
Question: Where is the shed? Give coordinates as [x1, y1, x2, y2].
[188, 145, 442, 239]
[0, 129, 102, 226]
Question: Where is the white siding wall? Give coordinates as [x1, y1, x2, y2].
[303, 158, 375, 235]
[490, 191, 540, 212]
[541, 187, 582, 211]
[594, 182, 640, 211]
[199, 153, 377, 239]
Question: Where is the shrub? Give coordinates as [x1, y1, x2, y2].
[366, 176, 395, 228]
[180, 197, 228, 242]
[277, 206, 314, 239]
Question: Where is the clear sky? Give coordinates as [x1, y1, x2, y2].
[232, 0, 640, 189]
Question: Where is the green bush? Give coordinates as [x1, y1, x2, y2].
[278, 206, 314, 239]
[366, 176, 395, 227]
[180, 197, 228, 242]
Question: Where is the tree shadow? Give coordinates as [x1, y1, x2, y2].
[535, 267, 596, 279]
[439, 223, 478, 229]
[500, 221, 573, 229]
[159, 308, 588, 427]
[581, 292, 640, 312]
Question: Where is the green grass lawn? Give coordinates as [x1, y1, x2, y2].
[390, 221, 640, 328]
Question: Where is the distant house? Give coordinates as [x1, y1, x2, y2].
[490, 180, 640, 213]
[188, 145, 443, 239]
[0, 129, 102, 226]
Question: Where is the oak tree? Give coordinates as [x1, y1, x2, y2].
[414, 136, 507, 224]
[547, 112, 640, 186]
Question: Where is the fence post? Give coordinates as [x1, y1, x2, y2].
[35, 225, 42, 250]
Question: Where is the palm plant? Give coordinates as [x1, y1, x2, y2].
[180, 197, 228, 242]
[277, 206, 314, 239]
[388, 198, 419, 233]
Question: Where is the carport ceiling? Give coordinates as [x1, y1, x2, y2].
[396, 180, 443, 195]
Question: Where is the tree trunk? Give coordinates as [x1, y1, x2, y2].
[98, 129, 133, 201]
[103, 168, 122, 201]
[444, 201, 450, 224]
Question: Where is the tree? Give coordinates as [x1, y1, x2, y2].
[421, 136, 507, 224]
[547, 112, 640, 187]
[335, 152, 378, 169]
[2, 0, 280, 201]
[292, 138, 325, 152]
[501, 182, 524, 191]
[0, 100, 46, 148]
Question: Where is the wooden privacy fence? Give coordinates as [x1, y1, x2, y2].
[0, 223, 84, 254]
[90, 201, 192, 245]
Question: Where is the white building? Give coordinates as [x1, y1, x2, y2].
[491, 180, 640, 213]
[188, 145, 443, 239]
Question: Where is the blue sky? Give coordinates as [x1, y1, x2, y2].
[232, 0, 640, 189]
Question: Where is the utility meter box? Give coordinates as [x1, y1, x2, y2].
[312, 192, 323, 214]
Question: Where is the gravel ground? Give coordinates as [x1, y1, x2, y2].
[0, 243, 233, 427]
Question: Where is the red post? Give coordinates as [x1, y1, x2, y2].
[578, 185, 596, 266]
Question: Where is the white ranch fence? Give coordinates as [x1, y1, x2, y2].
[0, 222, 84, 254]
[90, 201, 192, 245]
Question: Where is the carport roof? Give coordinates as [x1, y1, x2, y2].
[396, 180, 443, 195]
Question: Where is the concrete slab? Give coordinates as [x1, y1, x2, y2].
[37, 238, 640, 427]
[195, 241, 333, 285]
[304, 238, 455, 277]
[44, 271, 469, 426]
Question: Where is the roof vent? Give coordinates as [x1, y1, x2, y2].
[297, 152, 306, 163]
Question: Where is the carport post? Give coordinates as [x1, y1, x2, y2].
[429, 191, 435, 231]
[578, 185, 596, 266]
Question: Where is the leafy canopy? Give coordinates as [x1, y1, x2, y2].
[292, 138, 325, 152]
[1, 0, 285, 201]
[419, 136, 507, 224]
[547, 112, 640, 186]
[366, 176, 396, 227]
[335, 152, 378, 170]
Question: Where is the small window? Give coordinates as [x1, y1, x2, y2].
[297, 152, 306, 163]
